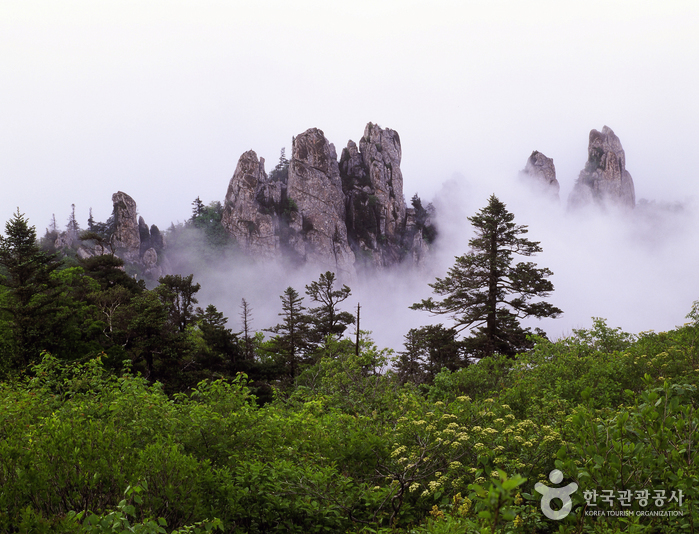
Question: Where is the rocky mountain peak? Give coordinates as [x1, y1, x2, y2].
[568, 126, 636, 209]
[111, 191, 141, 263]
[287, 128, 355, 276]
[520, 151, 559, 200]
[340, 123, 431, 268]
[220, 123, 434, 273]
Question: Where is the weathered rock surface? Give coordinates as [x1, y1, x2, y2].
[220, 123, 435, 273]
[520, 151, 559, 200]
[287, 128, 356, 276]
[221, 150, 281, 259]
[568, 126, 636, 209]
[341, 123, 430, 268]
[109, 191, 163, 278]
[111, 192, 142, 263]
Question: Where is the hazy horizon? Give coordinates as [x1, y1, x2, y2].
[2, 1, 698, 351]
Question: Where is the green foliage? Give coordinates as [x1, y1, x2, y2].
[305, 271, 355, 344]
[397, 324, 463, 385]
[2, 308, 699, 532]
[412, 194, 562, 359]
[410, 194, 437, 245]
[0, 209, 63, 367]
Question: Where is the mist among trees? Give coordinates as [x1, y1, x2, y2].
[0, 197, 697, 532]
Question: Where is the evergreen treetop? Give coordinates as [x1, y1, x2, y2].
[412, 194, 562, 359]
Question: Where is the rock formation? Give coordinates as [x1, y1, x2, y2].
[286, 128, 356, 276]
[568, 126, 636, 209]
[221, 151, 281, 259]
[221, 123, 435, 273]
[108, 191, 163, 278]
[111, 191, 141, 263]
[341, 123, 430, 267]
[520, 151, 559, 200]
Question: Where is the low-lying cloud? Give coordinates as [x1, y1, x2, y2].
[174, 167, 698, 354]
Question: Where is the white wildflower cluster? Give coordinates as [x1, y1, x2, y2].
[542, 432, 561, 444]
[391, 445, 407, 458]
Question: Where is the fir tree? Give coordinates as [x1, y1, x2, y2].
[305, 271, 354, 344]
[266, 287, 311, 379]
[0, 210, 62, 366]
[412, 194, 562, 359]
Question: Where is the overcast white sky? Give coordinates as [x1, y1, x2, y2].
[2, 1, 699, 344]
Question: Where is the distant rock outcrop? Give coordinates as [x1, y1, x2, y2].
[111, 191, 141, 263]
[221, 123, 435, 273]
[520, 151, 559, 200]
[568, 126, 636, 209]
[108, 191, 163, 278]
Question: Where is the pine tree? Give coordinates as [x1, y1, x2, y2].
[266, 287, 311, 379]
[156, 274, 201, 333]
[240, 298, 255, 360]
[412, 195, 562, 359]
[397, 324, 462, 384]
[66, 203, 80, 239]
[191, 197, 205, 220]
[305, 271, 354, 344]
[269, 148, 289, 182]
[0, 210, 62, 366]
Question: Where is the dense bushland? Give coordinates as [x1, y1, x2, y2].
[2, 200, 698, 532]
[1, 309, 698, 532]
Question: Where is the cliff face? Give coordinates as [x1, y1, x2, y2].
[221, 123, 434, 273]
[568, 126, 636, 209]
[286, 128, 356, 276]
[341, 123, 429, 267]
[220, 151, 281, 259]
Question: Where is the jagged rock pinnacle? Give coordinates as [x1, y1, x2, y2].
[568, 126, 636, 210]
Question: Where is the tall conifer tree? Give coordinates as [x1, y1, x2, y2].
[412, 195, 562, 358]
[0, 210, 62, 366]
